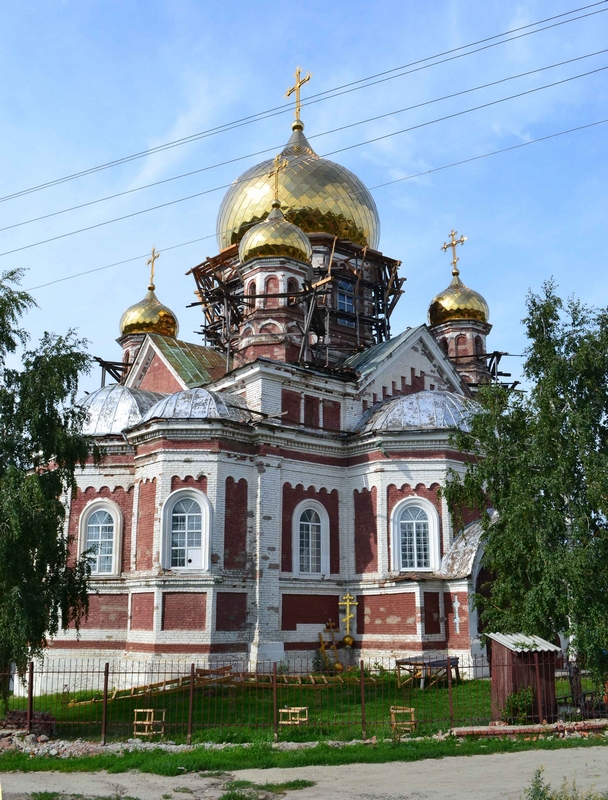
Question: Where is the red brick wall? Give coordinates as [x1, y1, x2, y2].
[281, 389, 301, 424]
[81, 594, 128, 630]
[224, 477, 248, 569]
[67, 485, 134, 572]
[215, 592, 247, 631]
[131, 592, 155, 630]
[162, 592, 207, 630]
[138, 353, 182, 394]
[304, 395, 320, 427]
[136, 479, 156, 570]
[281, 483, 339, 574]
[444, 591, 470, 648]
[281, 594, 340, 630]
[386, 483, 442, 564]
[170, 475, 208, 493]
[424, 591, 441, 635]
[323, 400, 341, 431]
[356, 593, 417, 635]
[354, 487, 377, 573]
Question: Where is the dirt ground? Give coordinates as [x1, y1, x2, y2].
[1, 746, 608, 799]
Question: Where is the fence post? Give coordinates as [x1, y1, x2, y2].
[360, 659, 367, 740]
[272, 662, 278, 742]
[187, 663, 195, 745]
[447, 655, 454, 729]
[26, 661, 34, 735]
[100, 662, 109, 745]
[533, 652, 544, 723]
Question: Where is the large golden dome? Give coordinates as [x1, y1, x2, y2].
[217, 121, 380, 250]
[238, 202, 313, 266]
[120, 286, 179, 337]
[428, 271, 489, 326]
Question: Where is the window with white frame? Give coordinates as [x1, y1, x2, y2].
[80, 502, 122, 577]
[292, 499, 330, 577]
[337, 280, 355, 327]
[392, 499, 439, 572]
[162, 490, 211, 571]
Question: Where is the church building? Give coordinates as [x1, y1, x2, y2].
[54, 77, 494, 667]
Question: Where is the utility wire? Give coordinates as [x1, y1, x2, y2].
[3, 63, 607, 260]
[25, 116, 608, 293]
[3, 47, 607, 235]
[1, 0, 606, 205]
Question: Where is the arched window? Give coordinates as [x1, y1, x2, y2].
[475, 336, 484, 356]
[265, 276, 279, 309]
[441, 338, 449, 356]
[79, 501, 123, 577]
[162, 489, 211, 571]
[337, 280, 355, 327]
[287, 277, 299, 306]
[456, 335, 468, 358]
[291, 499, 330, 577]
[246, 280, 256, 314]
[391, 498, 440, 572]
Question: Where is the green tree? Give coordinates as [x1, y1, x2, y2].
[443, 281, 608, 683]
[0, 269, 96, 702]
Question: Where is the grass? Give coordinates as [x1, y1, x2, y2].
[1, 734, 607, 775]
[524, 768, 608, 799]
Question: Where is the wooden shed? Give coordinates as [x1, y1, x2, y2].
[488, 633, 562, 723]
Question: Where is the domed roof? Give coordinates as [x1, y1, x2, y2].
[80, 384, 165, 436]
[238, 202, 312, 267]
[428, 271, 489, 327]
[217, 121, 380, 250]
[120, 286, 179, 337]
[142, 388, 250, 424]
[356, 390, 476, 434]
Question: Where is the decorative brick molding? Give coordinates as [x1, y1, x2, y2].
[68, 485, 134, 572]
[281, 483, 339, 573]
[136, 479, 156, 570]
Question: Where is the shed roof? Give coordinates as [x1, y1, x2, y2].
[487, 633, 561, 653]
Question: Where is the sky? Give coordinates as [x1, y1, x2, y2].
[0, 0, 607, 393]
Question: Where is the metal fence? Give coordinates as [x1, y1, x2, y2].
[1, 654, 606, 743]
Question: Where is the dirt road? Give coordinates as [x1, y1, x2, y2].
[1, 745, 608, 799]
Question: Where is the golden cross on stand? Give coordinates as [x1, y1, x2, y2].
[268, 154, 288, 204]
[147, 246, 160, 289]
[286, 66, 311, 121]
[441, 230, 466, 277]
[338, 592, 358, 636]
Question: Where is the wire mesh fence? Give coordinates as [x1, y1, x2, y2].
[1, 653, 606, 743]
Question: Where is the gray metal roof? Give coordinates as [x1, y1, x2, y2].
[439, 520, 484, 578]
[356, 389, 476, 434]
[487, 633, 562, 653]
[81, 384, 165, 436]
[340, 327, 420, 377]
[142, 388, 250, 424]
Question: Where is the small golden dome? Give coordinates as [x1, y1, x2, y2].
[218, 120, 380, 250]
[428, 271, 489, 326]
[119, 285, 179, 337]
[238, 202, 313, 266]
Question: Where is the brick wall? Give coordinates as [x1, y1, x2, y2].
[67, 485, 134, 572]
[131, 592, 155, 630]
[224, 477, 248, 569]
[281, 594, 339, 630]
[354, 486, 377, 573]
[356, 593, 417, 635]
[162, 592, 207, 630]
[323, 400, 341, 431]
[215, 592, 247, 631]
[138, 352, 182, 393]
[304, 395, 320, 427]
[170, 475, 208, 493]
[386, 482, 442, 563]
[281, 483, 340, 573]
[80, 594, 128, 630]
[281, 389, 301, 423]
[136, 478, 156, 570]
[423, 591, 441, 635]
[444, 591, 470, 648]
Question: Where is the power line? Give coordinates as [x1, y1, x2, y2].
[4, 47, 607, 236]
[1, 1, 606, 205]
[3, 64, 607, 260]
[25, 117, 608, 293]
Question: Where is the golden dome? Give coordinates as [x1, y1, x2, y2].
[119, 285, 179, 337]
[217, 121, 380, 250]
[238, 202, 313, 266]
[428, 271, 489, 326]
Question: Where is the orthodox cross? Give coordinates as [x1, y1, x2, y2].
[338, 592, 358, 636]
[286, 66, 311, 120]
[452, 594, 461, 634]
[441, 229, 466, 277]
[268, 154, 288, 204]
[147, 246, 160, 289]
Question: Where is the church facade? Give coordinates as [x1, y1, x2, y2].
[53, 97, 494, 667]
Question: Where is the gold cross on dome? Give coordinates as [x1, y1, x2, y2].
[147, 247, 160, 289]
[338, 592, 358, 636]
[441, 230, 467, 277]
[286, 66, 312, 121]
[268, 154, 288, 204]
